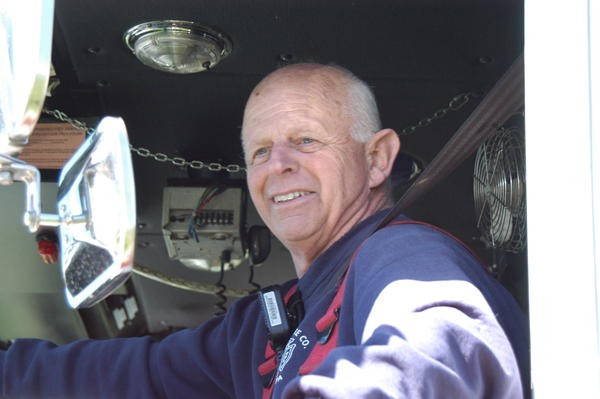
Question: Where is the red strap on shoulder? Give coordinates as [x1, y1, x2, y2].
[297, 291, 342, 375]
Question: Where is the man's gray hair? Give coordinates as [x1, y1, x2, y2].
[334, 65, 382, 143]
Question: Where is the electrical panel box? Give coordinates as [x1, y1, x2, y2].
[161, 186, 246, 272]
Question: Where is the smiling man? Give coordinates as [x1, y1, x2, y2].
[242, 63, 399, 276]
[0, 63, 528, 399]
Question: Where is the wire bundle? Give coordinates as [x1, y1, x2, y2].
[188, 186, 225, 242]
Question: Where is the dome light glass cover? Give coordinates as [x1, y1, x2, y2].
[124, 20, 232, 74]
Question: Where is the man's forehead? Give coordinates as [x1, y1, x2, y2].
[240, 65, 351, 145]
[244, 69, 346, 121]
[241, 97, 324, 149]
[251, 65, 348, 101]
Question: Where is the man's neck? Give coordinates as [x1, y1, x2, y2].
[288, 192, 390, 278]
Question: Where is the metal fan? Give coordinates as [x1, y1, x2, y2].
[473, 126, 526, 254]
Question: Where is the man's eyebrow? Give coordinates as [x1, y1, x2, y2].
[242, 135, 266, 150]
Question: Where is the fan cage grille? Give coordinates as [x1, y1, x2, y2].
[473, 126, 526, 253]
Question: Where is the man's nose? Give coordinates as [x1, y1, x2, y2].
[268, 142, 299, 174]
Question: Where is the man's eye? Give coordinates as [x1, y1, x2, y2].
[254, 147, 269, 158]
[295, 136, 323, 153]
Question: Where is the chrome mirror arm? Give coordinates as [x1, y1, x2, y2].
[0, 154, 85, 232]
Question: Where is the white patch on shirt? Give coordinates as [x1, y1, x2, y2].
[362, 279, 518, 372]
[278, 340, 297, 373]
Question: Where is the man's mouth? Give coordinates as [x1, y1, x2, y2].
[272, 191, 311, 204]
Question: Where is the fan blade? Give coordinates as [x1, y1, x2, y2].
[490, 201, 513, 246]
[376, 53, 524, 230]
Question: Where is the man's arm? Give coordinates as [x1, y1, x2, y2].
[1, 336, 165, 397]
[284, 281, 522, 398]
[0, 294, 261, 398]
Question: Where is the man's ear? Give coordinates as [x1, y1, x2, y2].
[366, 128, 401, 189]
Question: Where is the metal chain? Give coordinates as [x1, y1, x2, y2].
[42, 108, 247, 173]
[43, 91, 479, 171]
[129, 146, 245, 173]
[399, 91, 481, 137]
[42, 108, 95, 135]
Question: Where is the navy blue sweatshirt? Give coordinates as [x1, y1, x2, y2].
[1, 211, 528, 398]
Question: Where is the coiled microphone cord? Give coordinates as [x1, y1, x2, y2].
[214, 250, 230, 316]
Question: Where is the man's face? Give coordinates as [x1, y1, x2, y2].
[242, 73, 375, 261]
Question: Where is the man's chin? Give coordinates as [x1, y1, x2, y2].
[271, 220, 320, 246]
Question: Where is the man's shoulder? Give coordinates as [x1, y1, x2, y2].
[361, 220, 463, 254]
[352, 220, 483, 283]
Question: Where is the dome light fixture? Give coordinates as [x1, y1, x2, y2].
[123, 20, 232, 74]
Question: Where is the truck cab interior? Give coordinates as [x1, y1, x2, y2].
[1, 0, 528, 372]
